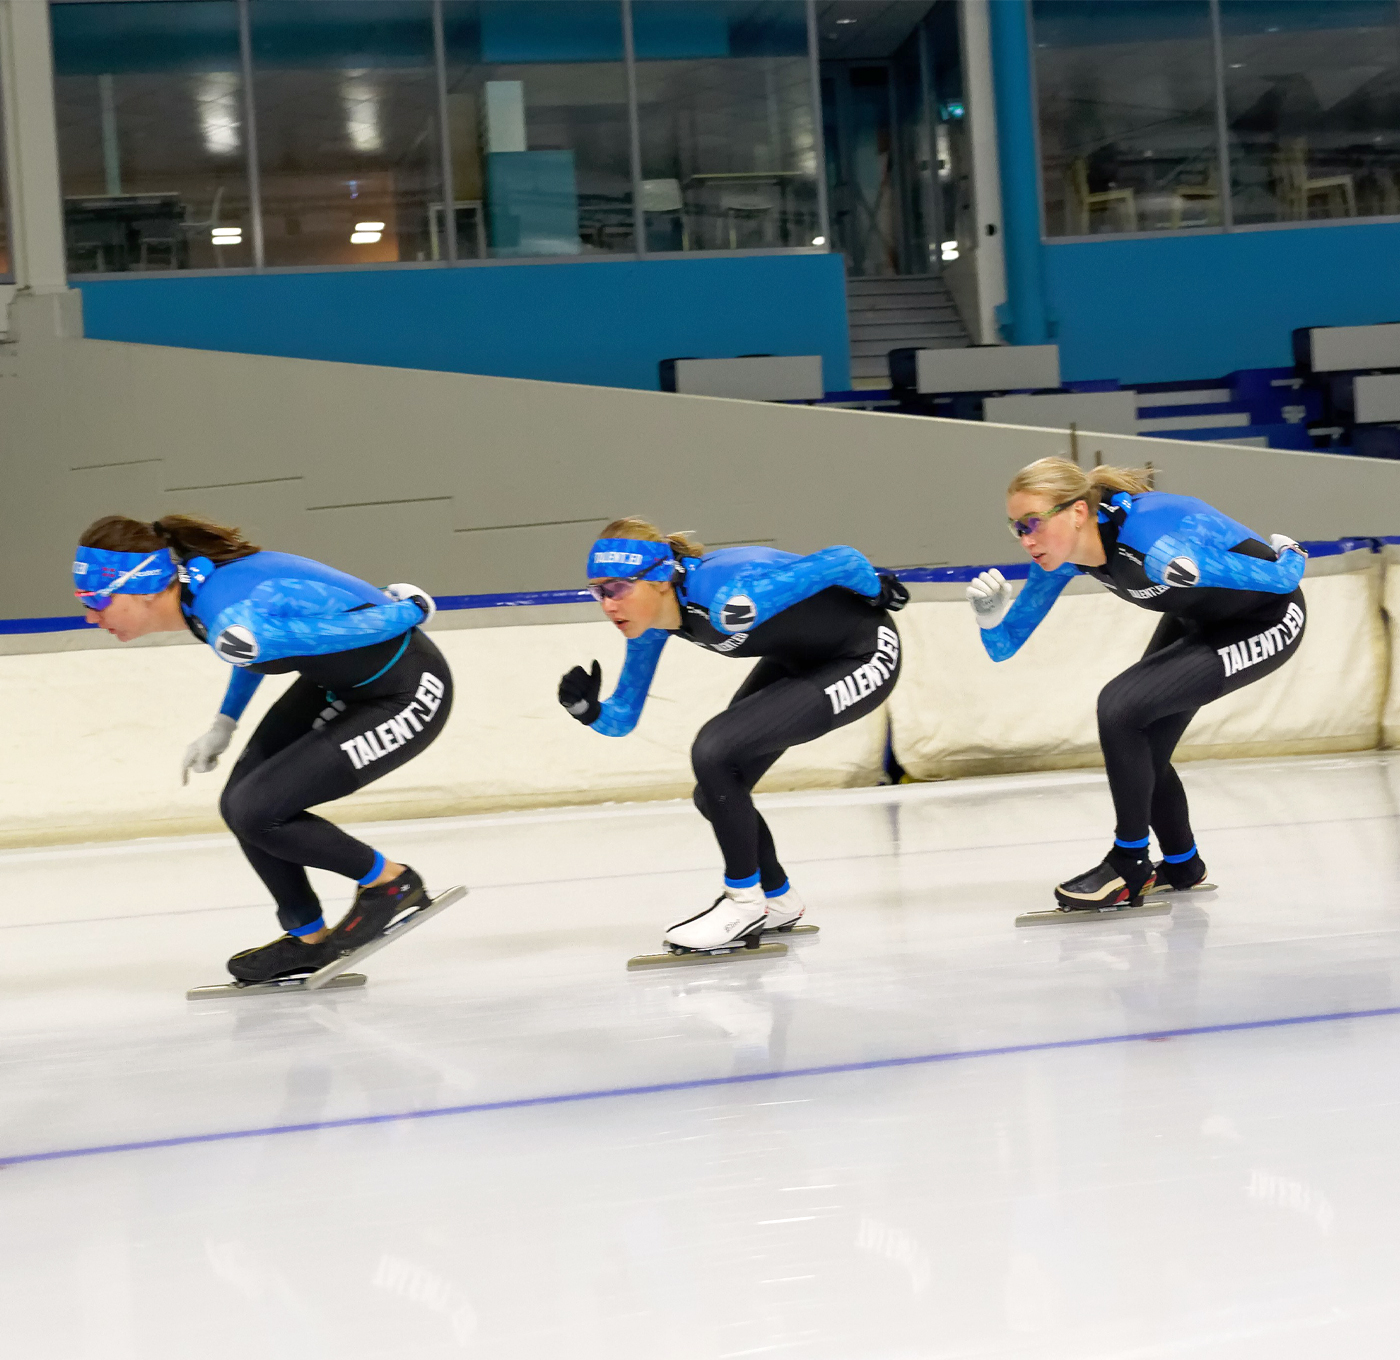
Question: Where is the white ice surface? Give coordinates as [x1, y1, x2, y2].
[4, 753, 1400, 1358]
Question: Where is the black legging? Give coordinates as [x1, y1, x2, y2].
[691, 617, 901, 887]
[1098, 590, 1306, 854]
[220, 630, 453, 931]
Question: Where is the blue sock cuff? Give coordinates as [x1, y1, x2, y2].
[357, 851, 385, 887]
[725, 871, 762, 890]
[764, 880, 791, 900]
[1162, 845, 1198, 864]
[1114, 836, 1151, 851]
[288, 915, 326, 937]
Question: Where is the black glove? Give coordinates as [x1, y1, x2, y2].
[873, 572, 910, 613]
[558, 660, 603, 725]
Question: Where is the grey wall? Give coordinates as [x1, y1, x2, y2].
[2, 291, 1399, 620]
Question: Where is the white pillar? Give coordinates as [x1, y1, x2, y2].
[948, 0, 1006, 345]
[1, 0, 71, 295]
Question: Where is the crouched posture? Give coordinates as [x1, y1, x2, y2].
[559, 518, 907, 953]
[75, 514, 452, 982]
[971, 459, 1306, 910]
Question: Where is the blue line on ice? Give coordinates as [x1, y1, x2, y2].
[5, 1004, 1399, 1168]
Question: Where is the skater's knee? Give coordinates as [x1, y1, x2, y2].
[692, 783, 713, 821]
[220, 781, 278, 843]
[690, 722, 740, 788]
[1097, 680, 1153, 734]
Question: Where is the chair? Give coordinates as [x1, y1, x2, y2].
[1169, 165, 1221, 228]
[1272, 139, 1356, 220]
[1065, 158, 1138, 234]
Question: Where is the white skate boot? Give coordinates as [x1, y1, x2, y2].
[762, 884, 806, 931]
[664, 884, 768, 953]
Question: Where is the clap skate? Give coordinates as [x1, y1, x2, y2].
[628, 884, 789, 971]
[187, 885, 467, 999]
[753, 885, 820, 942]
[1144, 853, 1216, 896]
[1016, 850, 1169, 927]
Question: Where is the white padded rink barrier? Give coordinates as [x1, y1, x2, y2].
[0, 548, 1388, 848]
[891, 548, 1387, 779]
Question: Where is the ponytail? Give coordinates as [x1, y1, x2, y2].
[80, 513, 261, 564]
[1007, 457, 1153, 514]
[600, 516, 705, 559]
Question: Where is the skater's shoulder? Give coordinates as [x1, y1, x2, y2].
[684, 546, 799, 594]
[1114, 492, 1230, 547]
[192, 552, 385, 614]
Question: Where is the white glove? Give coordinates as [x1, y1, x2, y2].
[1269, 533, 1306, 558]
[966, 569, 1015, 629]
[386, 582, 436, 624]
[182, 713, 236, 785]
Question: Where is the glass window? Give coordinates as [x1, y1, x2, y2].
[250, 1, 442, 267]
[51, 0, 252, 273]
[441, 1, 633, 257]
[1033, 0, 1221, 237]
[632, 0, 817, 253]
[1221, 0, 1400, 226]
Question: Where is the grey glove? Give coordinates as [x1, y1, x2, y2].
[182, 713, 236, 785]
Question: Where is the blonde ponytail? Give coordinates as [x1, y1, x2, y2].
[1008, 457, 1153, 513]
[601, 516, 706, 559]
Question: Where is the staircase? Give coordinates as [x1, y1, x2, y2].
[846, 275, 969, 389]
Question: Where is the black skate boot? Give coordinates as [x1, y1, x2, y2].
[227, 933, 335, 983]
[324, 865, 426, 956]
[1053, 847, 1156, 912]
[1148, 852, 1210, 894]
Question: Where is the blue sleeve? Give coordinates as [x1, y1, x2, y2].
[592, 630, 669, 737]
[219, 668, 264, 720]
[1143, 513, 1305, 594]
[210, 581, 426, 665]
[979, 562, 1077, 662]
[707, 545, 881, 633]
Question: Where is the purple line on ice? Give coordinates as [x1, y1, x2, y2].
[5, 1004, 1400, 1168]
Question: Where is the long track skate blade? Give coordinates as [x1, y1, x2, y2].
[304, 886, 467, 990]
[1144, 881, 1217, 896]
[760, 923, 820, 940]
[186, 972, 367, 1001]
[1016, 901, 1173, 928]
[627, 941, 789, 971]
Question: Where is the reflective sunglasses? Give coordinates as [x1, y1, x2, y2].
[74, 590, 114, 611]
[1007, 498, 1084, 539]
[588, 562, 668, 602]
[588, 578, 642, 603]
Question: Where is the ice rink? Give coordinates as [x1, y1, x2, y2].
[4, 751, 1400, 1358]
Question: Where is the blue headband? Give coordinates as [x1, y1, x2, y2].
[73, 545, 178, 599]
[587, 538, 676, 582]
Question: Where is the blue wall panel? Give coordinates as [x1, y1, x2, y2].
[75, 253, 851, 392]
[1044, 222, 1400, 385]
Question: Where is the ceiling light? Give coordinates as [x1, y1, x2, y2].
[350, 230, 383, 244]
[355, 221, 386, 232]
[211, 227, 242, 243]
[836, 16, 856, 23]
[811, 235, 826, 246]
[940, 240, 959, 261]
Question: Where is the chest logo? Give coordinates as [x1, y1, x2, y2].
[720, 594, 757, 631]
[214, 625, 259, 665]
[1162, 556, 1201, 588]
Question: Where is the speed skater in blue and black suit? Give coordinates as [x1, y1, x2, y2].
[968, 457, 1307, 913]
[75, 512, 453, 983]
[557, 516, 908, 955]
